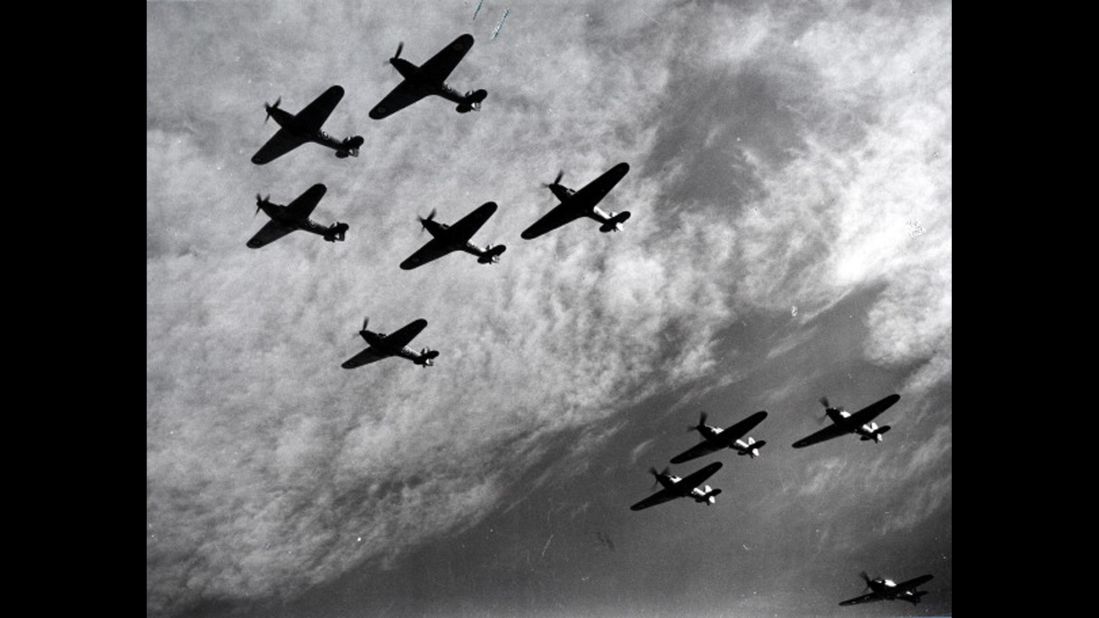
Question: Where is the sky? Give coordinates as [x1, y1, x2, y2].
[147, 1, 952, 616]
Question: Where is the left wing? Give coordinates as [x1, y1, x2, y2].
[419, 34, 475, 83]
[447, 201, 497, 243]
[838, 592, 881, 607]
[295, 85, 345, 132]
[400, 237, 455, 270]
[895, 574, 934, 591]
[246, 220, 297, 249]
[381, 318, 428, 351]
[341, 347, 388, 369]
[675, 461, 723, 491]
[251, 129, 309, 165]
[791, 422, 851, 449]
[369, 80, 430, 120]
[845, 393, 901, 427]
[567, 162, 630, 214]
[284, 184, 328, 220]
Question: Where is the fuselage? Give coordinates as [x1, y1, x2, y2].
[390, 58, 466, 102]
[421, 217, 494, 258]
[259, 202, 341, 239]
[267, 105, 359, 154]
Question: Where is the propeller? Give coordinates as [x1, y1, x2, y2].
[389, 41, 404, 64]
[688, 411, 709, 433]
[354, 316, 369, 338]
[543, 170, 564, 188]
[648, 466, 670, 489]
[813, 396, 833, 424]
[418, 208, 437, 233]
[263, 97, 281, 124]
[859, 571, 877, 591]
[254, 193, 270, 217]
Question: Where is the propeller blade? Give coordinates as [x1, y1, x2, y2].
[819, 397, 830, 408]
[361, 316, 369, 332]
[393, 41, 404, 60]
[554, 170, 564, 185]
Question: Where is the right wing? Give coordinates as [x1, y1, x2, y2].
[284, 184, 328, 220]
[341, 347, 388, 369]
[251, 129, 309, 165]
[246, 220, 297, 249]
[295, 85, 345, 132]
[369, 81, 429, 120]
[419, 34, 475, 83]
[838, 592, 881, 607]
[791, 422, 851, 449]
[400, 237, 456, 270]
[669, 441, 721, 465]
[629, 488, 680, 511]
[519, 200, 590, 240]
[381, 318, 428, 350]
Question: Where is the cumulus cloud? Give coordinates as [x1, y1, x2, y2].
[148, 0, 951, 614]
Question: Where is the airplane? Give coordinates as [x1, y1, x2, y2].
[342, 318, 439, 369]
[520, 163, 631, 240]
[670, 410, 768, 464]
[629, 461, 724, 511]
[791, 394, 901, 449]
[246, 184, 349, 249]
[400, 202, 506, 270]
[251, 85, 364, 165]
[839, 572, 933, 606]
[369, 34, 488, 119]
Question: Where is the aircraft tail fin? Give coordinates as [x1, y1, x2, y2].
[456, 89, 488, 113]
[599, 211, 631, 233]
[478, 244, 507, 264]
[324, 222, 349, 242]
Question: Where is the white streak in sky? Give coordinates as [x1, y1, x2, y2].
[492, 8, 510, 39]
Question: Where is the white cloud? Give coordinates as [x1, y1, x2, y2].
[148, 0, 951, 614]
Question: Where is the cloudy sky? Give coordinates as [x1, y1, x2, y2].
[147, 1, 951, 616]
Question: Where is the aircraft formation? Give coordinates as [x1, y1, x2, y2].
[246, 32, 936, 610]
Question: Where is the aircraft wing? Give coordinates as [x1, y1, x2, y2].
[791, 422, 851, 449]
[341, 347, 388, 369]
[629, 488, 681, 511]
[676, 461, 723, 491]
[246, 220, 297, 249]
[447, 201, 497, 243]
[846, 393, 901, 426]
[369, 80, 430, 120]
[520, 163, 630, 239]
[895, 574, 934, 591]
[296, 85, 345, 132]
[519, 200, 590, 240]
[717, 411, 769, 445]
[400, 237, 456, 270]
[251, 128, 309, 165]
[381, 318, 428, 350]
[419, 34, 475, 83]
[284, 184, 328, 220]
[838, 592, 881, 606]
[669, 441, 721, 465]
